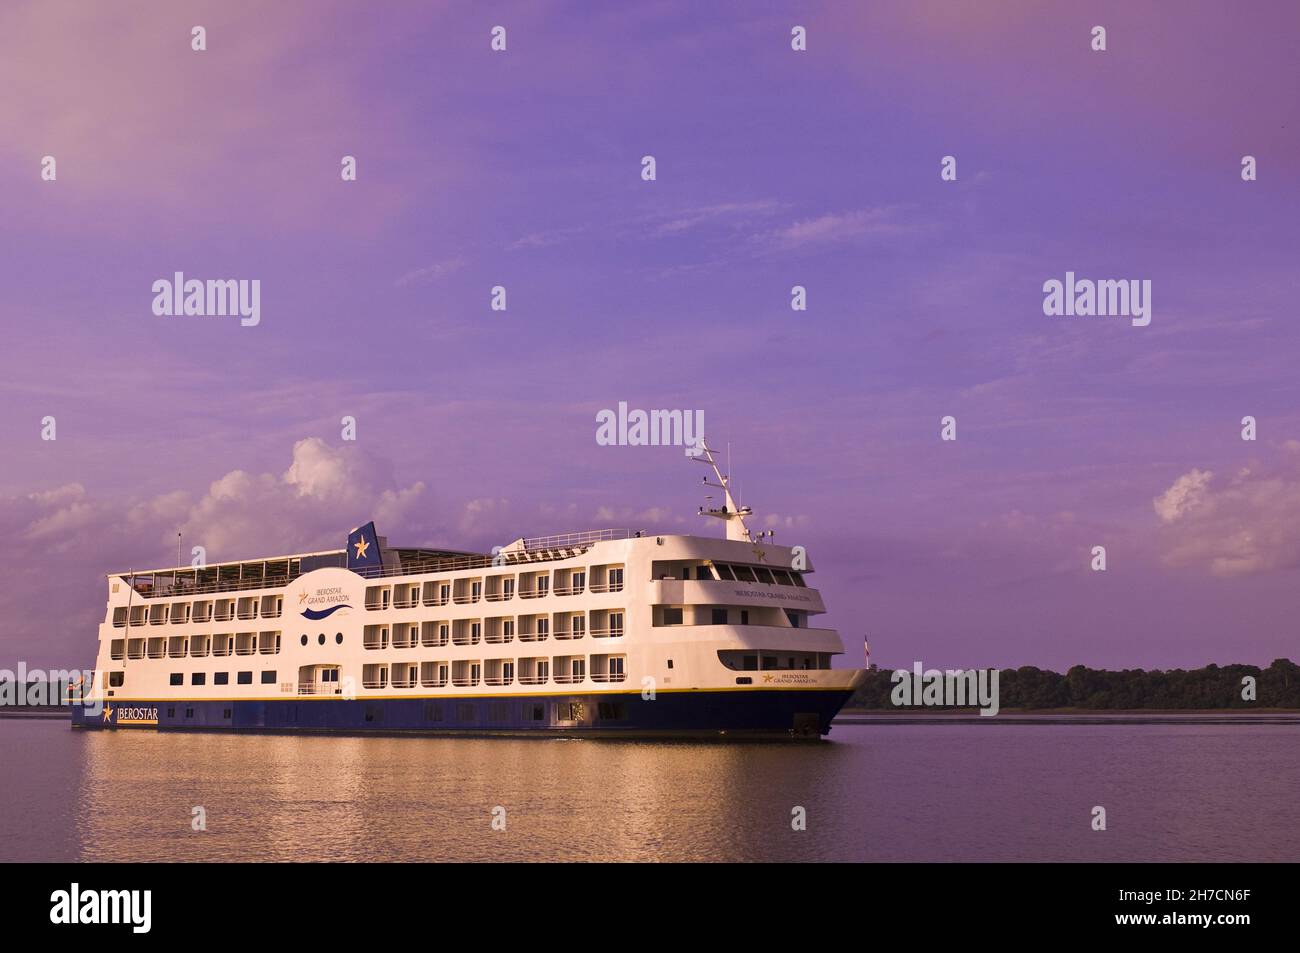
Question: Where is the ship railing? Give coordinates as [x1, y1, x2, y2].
[518, 676, 548, 685]
[484, 676, 513, 686]
[591, 673, 628, 683]
[589, 627, 624, 638]
[518, 528, 637, 551]
[587, 583, 625, 594]
[553, 674, 585, 685]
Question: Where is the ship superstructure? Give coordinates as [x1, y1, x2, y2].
[71, 449, 863, 737]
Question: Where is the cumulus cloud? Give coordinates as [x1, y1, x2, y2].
[1153, 468, 1214, 523]
[1153, 465, 1300, 576]
[0, 440, 427, 665]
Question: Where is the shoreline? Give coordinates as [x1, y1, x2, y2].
[835, 708, 1300, 726]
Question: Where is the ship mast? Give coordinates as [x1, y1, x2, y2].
[692, 443, 757, 542]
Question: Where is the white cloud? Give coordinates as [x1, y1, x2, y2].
[1154, 465, 1300, 576]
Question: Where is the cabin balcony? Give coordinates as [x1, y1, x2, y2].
[420, 621, 449, 647]
[452, 619, 482, 646]
[363, 625, 389, 650]
[590, 653, 628, 683]
[484, 617, 513, 644]
[518, 657, 549, 685]
[390, 663, 418, 689]
[421, 580, 450, 607]
[553, 655, 586, 685]
[393, 583, 421, 610]
[452, 660, 481, 687]
[420, 661, 448, 688]
[391, 623, 419, 649]
[484, 658, 515, 686]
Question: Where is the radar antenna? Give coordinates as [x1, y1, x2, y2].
[691, 442, 758, 542]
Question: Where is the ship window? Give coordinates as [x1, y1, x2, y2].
[214, 672, 229, 685]
[755, 567, 776, 585]
[192, 672, 206, 685]
[336, 633, 343, 644]
[789, 572, 807, 587]
[167, 707, 175, 717]
[523, 704, 545, 721]
[667, 659, 673, 669]
[786, 610, 802, 628]
[735, 677, 752, 685]
[301, 635, 308, 646]
[740, 610, 749, 625]
[715, 564, 736, 581]
[697, 566, 713, 580]
[108, 671, 124, 687]
[457, 703, 476, 723]
[711, 609, 727, 625]
[318, 633, 326, 645]
[223, 708, 232, 718]
[237, 671, 252, 684]
[663, 607, 683, 626]
[169, 673, 183, 686]
[598, 702, 626, 720]
[773, 570, 794, 586]
[733, 565, 757, 583]
[261, 670, 276, 684]
[185, 708, 194, 718]
[742, 655, 757, 671]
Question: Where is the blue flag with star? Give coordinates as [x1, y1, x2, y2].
[347, 521, 383, 574]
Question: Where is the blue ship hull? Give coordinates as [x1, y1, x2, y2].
[71, 688, 853, 738]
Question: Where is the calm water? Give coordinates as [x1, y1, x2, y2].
[3, 718, 1297, 862]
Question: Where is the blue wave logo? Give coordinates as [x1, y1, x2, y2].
[301, 604, 352, 621]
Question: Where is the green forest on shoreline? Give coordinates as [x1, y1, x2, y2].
[848, 659, 1300, 710]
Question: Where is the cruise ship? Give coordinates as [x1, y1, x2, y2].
[70, 448, 865, 738]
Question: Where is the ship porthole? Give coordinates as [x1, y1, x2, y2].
[335, 633, 343, 644]
[300, 634, 308, 646]
[318, 633, 326, 645]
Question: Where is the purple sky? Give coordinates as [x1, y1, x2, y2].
[2, 1, 1299, 672]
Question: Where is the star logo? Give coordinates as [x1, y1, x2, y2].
[353, 535, 370, 560]
[102, 704, 113, 723]
[751, 544, 767, 563]
[298, 590, 309, 604]
[762, 673, 774, 683]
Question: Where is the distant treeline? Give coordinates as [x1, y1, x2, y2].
[849, 659, 1300, 710]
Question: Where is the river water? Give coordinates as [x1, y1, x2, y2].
[3, 717, 1296, 861]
